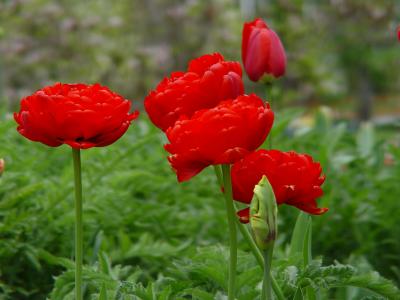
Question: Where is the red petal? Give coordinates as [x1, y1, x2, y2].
[237, 207, 250, 224]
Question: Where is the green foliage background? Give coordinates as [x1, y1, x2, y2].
[1, 0, 399, 110]
[1, 109, 400, 299]
[1, 0, 400, 299]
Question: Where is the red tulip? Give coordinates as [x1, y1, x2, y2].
[242, 18, 286, 81]
[397, 26, 400, 41]
[14, 83, 139, 149]
[165, 94, 274, 182]
[231, 149, 327, 222]
[145, 53, 244, 131]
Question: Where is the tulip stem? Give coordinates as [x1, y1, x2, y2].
[72, 148, 83, 300]
[261, 245, 274, 300]
[214, 165, 223, 187]
[236, 221, 285, 300]
[265, 82, 274, 149]
[221, 164, 237, 300]
[213, 166, 285, 300]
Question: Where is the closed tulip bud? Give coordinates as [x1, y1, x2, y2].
[242, 18, 286, 82]
[0, 159, 4, 176]
[250, 175, 278, 250]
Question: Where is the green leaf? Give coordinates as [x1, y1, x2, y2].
[98, 251, 115, 279]
[303, 218, 317, 300]
[292, 287, 305, 300]
[286, 259, 399, 299]
[38, 249, 75, 269]
[99, 283, 107, 300]
[346, 271, 400, 299]
[189, 289, 215, 300]
[356, 122, 375, 159]
[302, 217, 312, 266]
[290, 212, 310, 258]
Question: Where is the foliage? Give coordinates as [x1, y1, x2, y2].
[1, 107, 400, 299]
[1, 0, 399, 109]
[1, 1, 400, 299]
[0, 0, 241, 107]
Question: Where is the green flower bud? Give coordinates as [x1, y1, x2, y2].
[250, 175, 278, 250]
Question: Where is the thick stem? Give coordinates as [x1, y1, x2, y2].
[221, 164, 237, 300]
[261, 246, 274, 300]
[72, 148, 83, 300]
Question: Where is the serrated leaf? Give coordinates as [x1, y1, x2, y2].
[38, 249, 75, 269]
[346, 272, 400, 299]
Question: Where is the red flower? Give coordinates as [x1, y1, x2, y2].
[14, 83, 139, 149]
[231, 149, 327, 222]
[242, 18, 286, 81]
[397, 25, 400, 41]
[145, 53, 244, 131]
[165, 94, 274, 182]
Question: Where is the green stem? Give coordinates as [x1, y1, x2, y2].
[236, 222, 284, 300]
[266, 82, 273, 149]
[72, 148, 83, 300]
[221, 164, 237, 300]
[304, 217, 316, 300]
[213, 166, 285, 300]
[236, 221, 263, 266]
[214, 165, 223, 187]
[261, 246, 274, 300]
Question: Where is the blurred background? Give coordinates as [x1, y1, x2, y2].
[1, 0, 400, 299]
[1, 0, 400, 122]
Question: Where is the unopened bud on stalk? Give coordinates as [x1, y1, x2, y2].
[250, 175, 278, 250]
[0, 159, 4, 176]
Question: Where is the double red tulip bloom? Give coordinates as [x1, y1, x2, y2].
[145, 53, 244, 131]
[14, 83, 138, 149]
[165, 94, 274, 182]
[231, 149, 327, 222]
[242, 18, 286, 81]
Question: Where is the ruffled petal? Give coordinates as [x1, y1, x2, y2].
[14, 83, 137, 149]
